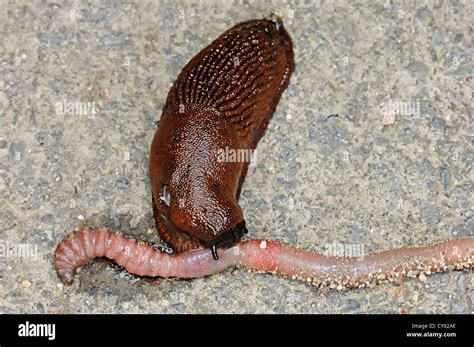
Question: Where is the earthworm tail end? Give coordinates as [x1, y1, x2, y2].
[236, 237, 473, 288]
[54, 228, 473, 288]
[54, 228, 233, 285]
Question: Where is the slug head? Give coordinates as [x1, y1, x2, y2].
[150, 105, 248, 258]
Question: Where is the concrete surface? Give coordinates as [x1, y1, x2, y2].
[0, 0, 472, 314]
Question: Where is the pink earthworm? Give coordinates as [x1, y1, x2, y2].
[54, 228, 473, 289]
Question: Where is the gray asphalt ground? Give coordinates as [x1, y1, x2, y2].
[0, 0, 472, 313]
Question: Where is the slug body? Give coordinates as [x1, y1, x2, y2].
[149, 16, 294, 257]
[54, 16, 473, 288]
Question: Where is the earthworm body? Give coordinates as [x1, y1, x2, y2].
[54, 16, 473, 288]
[55, 228, 473, 288]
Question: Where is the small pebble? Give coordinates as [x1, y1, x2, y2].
[77, 214, 85, 221]
[21, 280, 31, 288]
[383, 113, 396, 126]
[259, 240, 267, 249]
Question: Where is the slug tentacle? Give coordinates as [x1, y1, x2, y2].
[54, 228, 473, 288]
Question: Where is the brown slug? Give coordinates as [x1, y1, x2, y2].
[54, 15, 473, 288]
[149, 14, 294, 259]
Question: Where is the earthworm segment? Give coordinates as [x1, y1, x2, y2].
[55, 228, 473, 289]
